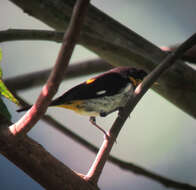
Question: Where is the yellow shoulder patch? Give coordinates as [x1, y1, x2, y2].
[86, 78, 95, 84]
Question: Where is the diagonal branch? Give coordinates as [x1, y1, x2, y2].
[85, 33, 196, 185]
[0, 29, 63, 43]
[9, 0, 90, 135]
[43, 116, 196, 190]
[161, 45, 196, 64]
[14, 93, 196, 190]
[0, 126, 97, 190]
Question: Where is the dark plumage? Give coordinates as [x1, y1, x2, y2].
[17, 67, 147, 136]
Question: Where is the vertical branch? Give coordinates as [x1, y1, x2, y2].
[9, 0, 91, 135]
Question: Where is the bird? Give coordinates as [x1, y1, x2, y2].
[17, 67, 147, 137]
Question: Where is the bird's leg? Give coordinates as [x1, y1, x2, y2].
[89, 116, 110, 139]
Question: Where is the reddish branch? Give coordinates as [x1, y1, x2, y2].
[9, 0, 90, 135]
[161, 44, 196, 64]
[0, 128, 96, 190]
[85, 33, 196, 186]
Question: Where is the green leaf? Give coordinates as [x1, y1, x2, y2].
[0, 79, 20, 105]
[0, 48, 2, 77]
[0, 48, 20, 105]
[0, 97, 11, 120]
[0, 48, 2, 63]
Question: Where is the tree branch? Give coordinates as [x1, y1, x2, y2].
[85, 33, 196, 185]
[0, 29, 63, 43]
[0, 124, 96, 190]
[9, 0, 90, 135]
[161, 45, 196, 64]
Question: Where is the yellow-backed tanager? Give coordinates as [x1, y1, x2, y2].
[17, 67, 147, 136]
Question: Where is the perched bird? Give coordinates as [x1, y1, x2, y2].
[17, 67, 147, 136]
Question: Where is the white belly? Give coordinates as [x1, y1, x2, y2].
[77, 83, 134, 116]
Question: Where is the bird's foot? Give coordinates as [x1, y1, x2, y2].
[89, 116, 110, 139]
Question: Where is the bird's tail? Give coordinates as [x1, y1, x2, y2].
[17, 105, 32, 112]
[49, 95, 69, 107]
[17, 94, 69, 112]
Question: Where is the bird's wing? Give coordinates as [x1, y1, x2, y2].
[50, 72, 130, 106]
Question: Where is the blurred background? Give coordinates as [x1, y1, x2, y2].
[0, 0, 196, 189]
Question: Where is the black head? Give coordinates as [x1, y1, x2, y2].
[111, 67, 147, 87]
[127, 68, 147, 80]
[111, 67, 146, 79]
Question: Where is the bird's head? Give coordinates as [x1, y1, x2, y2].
[113, 67, 147, 87]
[127, 68, 147, 86]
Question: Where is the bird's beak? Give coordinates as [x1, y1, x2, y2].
[129, 76, 159, 87]
[129, 77, 137, 87]
[129, 77, 143, 87]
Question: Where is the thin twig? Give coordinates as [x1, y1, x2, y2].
[1, 28, 195, 65]
[161, 45, 196, 64]
[85, 33, 196, 185]
[4, 59, 111, 91]
[9, 0, 90, 135]
[0, 29, 63, 43]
